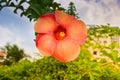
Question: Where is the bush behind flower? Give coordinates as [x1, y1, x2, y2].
[0, 32, 120, 80]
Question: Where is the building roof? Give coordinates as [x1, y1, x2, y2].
[0, 52, 4, 57]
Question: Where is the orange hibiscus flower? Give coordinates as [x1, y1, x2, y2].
[34, 10, 87, 62]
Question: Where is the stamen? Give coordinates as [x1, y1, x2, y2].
[60, 32, 65, 37]
[54, 26, 66, 40]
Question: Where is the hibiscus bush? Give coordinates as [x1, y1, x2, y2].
[1, 0, 120, 79]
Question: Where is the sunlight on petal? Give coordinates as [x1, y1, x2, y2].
[55, 10, 75, 28]
[67, 20, 87, 45]
[34, 14, 58, 33]
[53, 38, 80, 62]
[36, 34, 56, 56]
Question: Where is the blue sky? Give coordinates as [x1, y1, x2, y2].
[0, 8, 37, 58]
[0, 0, 120, 58]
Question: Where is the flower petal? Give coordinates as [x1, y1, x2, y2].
[36, 34, 56, 56]
[53, 38, 80, 62]
[34, 14, 58, 33]
[67, 20, 87, 45]
[55, 10, 75, 28]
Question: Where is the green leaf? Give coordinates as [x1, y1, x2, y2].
[117, 58, 120, 62]
[110, 50, 118, 61]
[89, 72, 94, 80]
[30, 4, 41, 15]
[9, 2, 15, 7]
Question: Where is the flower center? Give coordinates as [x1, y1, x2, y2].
[54, 26, 66, 40]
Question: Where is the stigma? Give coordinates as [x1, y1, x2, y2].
[60, 32, 65, 37]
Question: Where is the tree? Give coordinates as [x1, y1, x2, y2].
[1, 43, 26, 65]
[66, 2, 79, 18]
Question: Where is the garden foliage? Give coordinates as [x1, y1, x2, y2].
[0, 25, 120, 80]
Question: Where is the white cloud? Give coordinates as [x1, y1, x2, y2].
[0, 25, 14, 46]
[55, 0, 120, 27]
